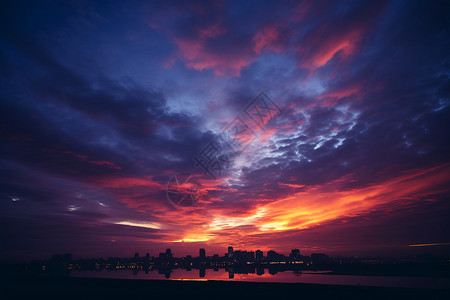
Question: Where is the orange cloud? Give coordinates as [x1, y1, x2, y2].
[98, 177, 163, 189]
[164, 163, 450, 247]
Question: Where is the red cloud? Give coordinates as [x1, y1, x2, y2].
[252, 24, 287, 54]
[298, 24, 363, 70]
[146, 1, 256, 77]
[166, 31, 256, 77]
[62, 151, 121, 169]
[296, 1, 388, 71]
[168, 21, 291, 77]
[89, 160, 121, 169]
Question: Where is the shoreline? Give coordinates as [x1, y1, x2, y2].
[2, 275, 449, 300]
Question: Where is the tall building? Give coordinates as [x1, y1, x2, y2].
[267, 250, 286, 261]
[228, 246, 233, 256]
[267, 250, 277, 260]
[159, 249, 173, 261]
[290, 249, 301, 260]
[256, 250, 263, 260]
[134, 252, 139, 259]
[199, 248, 206, 258]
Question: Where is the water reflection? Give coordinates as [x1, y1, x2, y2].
[70, 267, 450, 289]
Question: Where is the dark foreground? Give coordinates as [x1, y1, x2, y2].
[1, 275, 449, 300]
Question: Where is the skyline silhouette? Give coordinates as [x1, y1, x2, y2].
[10, 246, 450, 279]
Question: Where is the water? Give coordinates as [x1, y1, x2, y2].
[70, 269, 450, 289]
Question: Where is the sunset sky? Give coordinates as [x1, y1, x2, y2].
[1, 0, 450, 262]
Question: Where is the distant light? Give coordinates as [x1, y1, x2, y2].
[173, 279, 208, 282]
[98, 202, 107, 207]
[10, 197, 20, 202]
[409, 242, 450, 247]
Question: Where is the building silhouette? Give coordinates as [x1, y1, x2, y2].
[311, 253, 330, 265]
[290, 249, 301, 260]
[256, 250, 263, 260]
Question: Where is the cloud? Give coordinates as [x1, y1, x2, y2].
[295, 1, 388, 71]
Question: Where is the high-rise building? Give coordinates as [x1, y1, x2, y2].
[267, 250, 285, 261]
[134, 252, 139, 259]
[290, 249, 301, 260]
[199, 248, 206, 258]
[256, 250, 263, 260]
[228, 246, 233, 256]
[267, 250, 277, 260]
[159, 249, 173, 261]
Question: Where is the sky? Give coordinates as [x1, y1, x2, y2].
[1, 0, 450, 262]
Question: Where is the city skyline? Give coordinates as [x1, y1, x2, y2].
[1, 0, 450, 263]
[14, 245, 449, 266]
[19, 246, 449, 282]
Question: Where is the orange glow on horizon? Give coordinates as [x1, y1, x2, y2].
[409, 243, 450, 247]
[163, 163, 450, 247]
